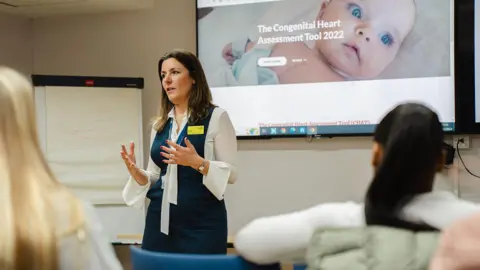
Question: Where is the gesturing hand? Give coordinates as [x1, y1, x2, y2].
[161, 138, 202, 167]
[121, 142, 142, 178]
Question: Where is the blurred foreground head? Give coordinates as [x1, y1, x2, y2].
[0, 66, 84, 270]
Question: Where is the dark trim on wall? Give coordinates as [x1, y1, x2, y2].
[31, 75, 144, 89]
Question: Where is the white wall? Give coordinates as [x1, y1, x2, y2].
[0, 13, 33, 75]
[1, 0, 479, 236]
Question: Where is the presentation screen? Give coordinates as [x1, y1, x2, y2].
[475, 0, 480, 122]
[197, 0, 455, 137]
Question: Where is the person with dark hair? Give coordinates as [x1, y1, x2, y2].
[234, 102, 480, 265]
[365, 102, 446, 231]
[120, 49, 238, 253]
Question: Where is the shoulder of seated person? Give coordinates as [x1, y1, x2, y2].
[52, 194, 100, 231]
[413, 191, 458, 202]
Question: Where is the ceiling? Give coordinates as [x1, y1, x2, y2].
[0, 0, 154, 18]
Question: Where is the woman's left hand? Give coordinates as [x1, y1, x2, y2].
[161, 138, 202, 167]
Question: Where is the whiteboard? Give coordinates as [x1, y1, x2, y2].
[34, 85, 143, 204]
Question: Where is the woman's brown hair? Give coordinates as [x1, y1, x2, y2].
[153, 49, 215, 131]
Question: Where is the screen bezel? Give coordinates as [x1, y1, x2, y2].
[195, 0, 459, 139]
[454, 0, 478, 134]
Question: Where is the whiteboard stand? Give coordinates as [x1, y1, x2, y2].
[32, 75, 146, 242]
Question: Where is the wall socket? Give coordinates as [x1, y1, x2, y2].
[453, 135, 470, 149]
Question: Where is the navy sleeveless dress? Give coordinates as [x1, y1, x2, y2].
[141, 107, 228, 254]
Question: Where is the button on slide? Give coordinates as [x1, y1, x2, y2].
[257, 57, 287, 67]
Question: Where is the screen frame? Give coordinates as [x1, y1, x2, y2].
[195, 0, 459, 139]
[454, 0, 478, 134]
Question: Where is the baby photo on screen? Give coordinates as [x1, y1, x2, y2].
[197, 0, 451, 87]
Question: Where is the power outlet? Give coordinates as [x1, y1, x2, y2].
[453, 135, 470, 149]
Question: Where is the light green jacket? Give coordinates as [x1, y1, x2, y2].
[306, 226, 440, 270]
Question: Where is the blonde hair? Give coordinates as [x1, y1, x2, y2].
[0, 67, 85, 270]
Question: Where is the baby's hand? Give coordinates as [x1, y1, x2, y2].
[222, 43, 235, 65]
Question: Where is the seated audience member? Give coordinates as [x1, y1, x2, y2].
[305, 226, 440, 269]
[234, 102, 480, 265]
[429, 212, 480, 270]
[0, 67, 122, 270]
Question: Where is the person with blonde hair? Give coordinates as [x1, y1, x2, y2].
[0, 66, 122, 270]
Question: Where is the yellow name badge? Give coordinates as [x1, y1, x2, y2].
[187, 125, 205, 135]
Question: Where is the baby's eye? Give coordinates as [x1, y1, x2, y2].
[348, 3, 363, 19]
[380, 33, 394, 46]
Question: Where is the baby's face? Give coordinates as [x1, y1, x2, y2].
[315, 0, 415, 79]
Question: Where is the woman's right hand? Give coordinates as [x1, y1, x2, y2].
[121, 142, 144, 182]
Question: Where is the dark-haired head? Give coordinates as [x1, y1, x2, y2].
[154, 49, 214, 131]
[365, 102, 445, 231]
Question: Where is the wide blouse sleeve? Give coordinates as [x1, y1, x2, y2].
[122, 126, 161, 208]
[203, 109, 238, 200]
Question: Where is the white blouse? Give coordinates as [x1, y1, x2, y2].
[234, 191, 480, 265]
[122, 107, 238, 235]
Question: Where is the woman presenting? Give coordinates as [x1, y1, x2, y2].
[120, 50, 238, 254]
